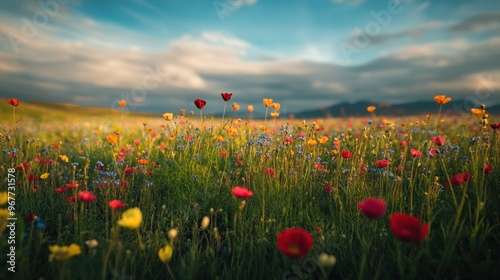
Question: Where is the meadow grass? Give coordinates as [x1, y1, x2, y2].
[0, 100, 499, 280]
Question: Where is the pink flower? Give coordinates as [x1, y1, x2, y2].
[231, 186, 253, 199]
[358, 197, 387, 219]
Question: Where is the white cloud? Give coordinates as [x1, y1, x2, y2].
[312, 81, 350, 94]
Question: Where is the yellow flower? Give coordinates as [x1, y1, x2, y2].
[168, 228, 178, 241]
[162, 112, 173, 121]
[0, 192, 8, 205]
[232, 103, 240, 111]
[201, 216, 210, 230]
[434, 95, 451, 105]
[271, 103, 280, 111]
[59, 155, 69, 163]
[318, 253, 337, 268]
[49, 243, 81, 261]
[366, 106, 376, 113]
[0, 209, 10, 234]
[318, 136, 329, 144]
[85, 239, 99, 248]
[118, 100, 127, 107]
[263, 98, 273, 107]
[40, 173, 50, 179]
[117, 208, 143, 230]
[331, 150, 339, 155]
[158, 245, 173, 263]
[270, 112, 279, 118]
[247, 105, 254, 112]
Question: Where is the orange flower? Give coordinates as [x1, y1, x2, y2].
[118, 100, 127, 107]
[270, 112, 279, 118]
[366, 106, 376, 113]
[107, 133, 118, 145]
[263, 98, 273, 107]
[271, 103, 281, 111]
[318, 136, 329, 144]
[247, 105, 254, 112]
[471, 108, 485, 116]
[232, 103, 240, 111]
[307, 139, 317, 146]
[7, 98, 20, 107]
[434, 95, 451, 105]
[137, 158, 149, 165]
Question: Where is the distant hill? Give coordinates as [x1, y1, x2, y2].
[294, 100, 500, 118]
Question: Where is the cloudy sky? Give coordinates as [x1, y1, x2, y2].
[0, 0, 499, 115]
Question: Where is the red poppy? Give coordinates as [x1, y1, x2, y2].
[78, 190, 96, 203]
[194, 99, 207, 110]
[428, 148, 440, 158]
[55, 187, 66, 193]
[276, 228, 314, 259]
[410, 149, 422, 158]
[358, 197, 387, 219]
[7, 98, 20, 107]
[221, 93, 233, 102]
[124, 167, 135, 174]
[400, 140, 407, 146]
[65, 196, 77, 203]
[264, 167, 275, 177]
[28, 174, 39, 181]
[431, 136, 445, 146]
[25, 213, 37, 222]
[446, 172, 472, 187]
[376, 160, 389, 168]
[231, 186, 253, 199]
[341, 150, 352, 159]
[16, 162, 30, 171]
[220, 151, 228, 157]
[389, 213, 429, 242]
[484, 164, 492, 174]
[324, 185, 333, 192]
[66, 181, 80, 189]
[491, 123, 500, 129]
[108, 199, 126, 210]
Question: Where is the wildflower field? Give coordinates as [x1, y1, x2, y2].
[1, 95, 499, 280]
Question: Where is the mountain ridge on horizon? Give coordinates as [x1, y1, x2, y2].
[3, 99, 499, 119]
[293, 99, 500, 119]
